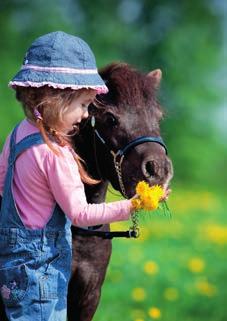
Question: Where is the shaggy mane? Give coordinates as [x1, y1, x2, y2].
[98, 63, 160, 110]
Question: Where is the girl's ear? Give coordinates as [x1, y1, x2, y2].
[147, 69, 162, 88]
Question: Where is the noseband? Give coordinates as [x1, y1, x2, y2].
[91, 116, 168, 198]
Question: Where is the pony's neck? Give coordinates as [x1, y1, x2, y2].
[74, 122, 109, 203]
[84, 181, 109, 203]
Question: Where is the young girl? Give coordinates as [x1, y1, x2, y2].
[0, 31, 168, 321]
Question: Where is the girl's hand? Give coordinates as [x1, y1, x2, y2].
[160, 188, 171, 201]
[129, 194, 140, 211]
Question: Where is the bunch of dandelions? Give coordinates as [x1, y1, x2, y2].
[131, 181, 171, 217]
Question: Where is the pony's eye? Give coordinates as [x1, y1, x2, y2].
[105, 112, 118, 127]
[88, 104, 97, 115]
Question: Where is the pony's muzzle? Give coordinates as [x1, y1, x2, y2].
[141, 157, 173, 186]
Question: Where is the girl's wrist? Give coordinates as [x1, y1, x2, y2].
[129, 198, 140, 212]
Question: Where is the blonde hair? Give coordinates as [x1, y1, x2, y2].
[16, 86, 99, 185]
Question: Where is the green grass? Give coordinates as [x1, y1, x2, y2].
[93, 188, 227, 321]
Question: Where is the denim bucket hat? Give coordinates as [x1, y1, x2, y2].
[9, 31, 108, 94]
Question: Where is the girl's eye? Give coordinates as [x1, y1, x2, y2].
[82, 104, 88, 109]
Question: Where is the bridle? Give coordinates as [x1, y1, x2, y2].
[74, 115, 168, 239]
[91, 116, 168, 198]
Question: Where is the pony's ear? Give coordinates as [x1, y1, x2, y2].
[147, 69, 162, 88]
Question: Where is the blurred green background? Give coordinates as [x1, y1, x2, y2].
[0, 0, 226, 320]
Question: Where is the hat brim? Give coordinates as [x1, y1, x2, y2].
[9, 69, 108, 94]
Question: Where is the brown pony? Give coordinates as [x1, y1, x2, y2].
[67, 63, 173, 321]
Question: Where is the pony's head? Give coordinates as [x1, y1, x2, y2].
[81, 63, 173, 198]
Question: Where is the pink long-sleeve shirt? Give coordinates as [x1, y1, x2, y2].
[0, 119, 132, 229]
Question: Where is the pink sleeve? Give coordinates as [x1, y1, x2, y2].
[0, 135, 10, 196]
[43, 147, 133, 227]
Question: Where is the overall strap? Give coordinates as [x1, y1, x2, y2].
[0, 126, 45, 228]
[13, 134, 44, 163]
[7, 124, 19, 165]
[8, 124, 44, 165]
[46, 203, 71, 230]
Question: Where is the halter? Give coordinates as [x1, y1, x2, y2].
[91, 116, 168, 198]
[74, 116, 168, 239]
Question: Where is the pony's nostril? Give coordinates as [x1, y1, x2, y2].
[145, 161, 155, 177]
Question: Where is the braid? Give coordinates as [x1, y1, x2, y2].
[36, 119, 61, 156]
[37, 120, 99, 185]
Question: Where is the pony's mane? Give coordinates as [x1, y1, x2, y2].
[98, 63, 159, 109]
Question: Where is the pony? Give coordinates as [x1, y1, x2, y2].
[67, 63, 173, 321]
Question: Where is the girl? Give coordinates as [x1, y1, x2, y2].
[0, 31, 168, 321]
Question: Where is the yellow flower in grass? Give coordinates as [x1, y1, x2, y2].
[148, 307, 161, 319]
[195, 280, 217, 297]
[144, 261, 159, 275]
[134, 181, 164, 211]
[188, 257, 205, 273]
[132, 287, 147, 301]
[203, 224, 227, 245]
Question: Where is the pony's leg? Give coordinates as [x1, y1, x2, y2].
[67, 229, 112, 321]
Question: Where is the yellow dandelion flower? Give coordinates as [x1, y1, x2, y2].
[145, 198, 159, 211]
[150, 185, 164, 199]
[204, 224, 227, 245]
[195, 280, 217, 297]
[132, 287, 147, 301]
[141, 192, 149, 202]
[188, 257, 205, 273]
[164, 287, 179, 301]
[148, 307, 161, 319]
[134, 181, 165, 212]
[136, 181, 149, 195]
[144, 261, 159, 275]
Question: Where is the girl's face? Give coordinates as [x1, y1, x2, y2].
[61, 90, 96, 133]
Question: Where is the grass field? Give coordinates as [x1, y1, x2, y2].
[93, 187, 227, 321]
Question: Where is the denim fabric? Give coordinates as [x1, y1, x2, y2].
[0, 125, 72, 321]
[22, 31, 97, 69]
[9, 31, 107, 91]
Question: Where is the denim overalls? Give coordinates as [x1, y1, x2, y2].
[0, 125, 72, 321]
